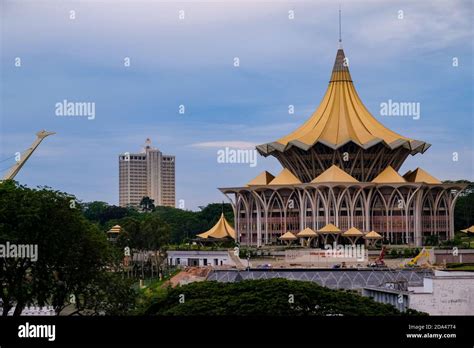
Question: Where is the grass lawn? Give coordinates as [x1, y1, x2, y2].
[445, 265, 474, 271]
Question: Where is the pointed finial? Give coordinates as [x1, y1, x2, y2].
[338, 5, 342, 48]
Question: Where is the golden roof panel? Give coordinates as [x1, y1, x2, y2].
[403, 167, 441, 184]
[372, 166, 406, 183]
[257, 48, 429, 155]
[461, 225, 474, 234]
[196, 213, 236, 240]
[279, 231, 298, 240]
[107, 225, 121, 234]
[364, 230, 382, 239]
[296, 227, 318, 237]
[342, 227, 364, 237]
[311, 165, 359, 183]
[318, 223, 341, 233]
[269, 168, 302, 185]
[247, 171, 275, 186]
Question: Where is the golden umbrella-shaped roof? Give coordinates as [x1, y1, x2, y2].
[318, 223, 341, 234]
[107, 225, 121, 234]
[364, 230, 382, 239]
[196, 213, 236, 240]
[296, 228, 318, 238]
[256, 48, 429, 156]
[461, 225, 474, 234]
[279, 232, 298, 240]
[342, 227, 364, 237]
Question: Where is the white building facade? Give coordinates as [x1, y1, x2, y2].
[167, 250, 236, 268]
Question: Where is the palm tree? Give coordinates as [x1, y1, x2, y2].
[139, 196, 155, 212]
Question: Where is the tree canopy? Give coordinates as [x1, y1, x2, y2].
[82, 201, 234, 245]
[0, 180, 135, 315]
[453, 181, 474, 231]
[145, 278, 425, 316]
[139, 196, 155, 212]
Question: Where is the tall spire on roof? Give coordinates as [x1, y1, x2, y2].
[255, 11, 430, 183]
[330, 46, 352, 82]
[332, 7, 351, 83]
[339, 5, 342, 46]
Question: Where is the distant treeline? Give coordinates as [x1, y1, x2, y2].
[81, 201, 234, 247]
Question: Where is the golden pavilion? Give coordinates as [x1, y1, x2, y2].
[220, 44, 466, 247]
[196, 213, 236, 241]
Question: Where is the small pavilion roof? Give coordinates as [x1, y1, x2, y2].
[372, 166, 406, 183]
[196, 213, 236, 240]
[363, 230, 383, 239]
[247, 171, 275, 186]
[311, 165, 359, 183]
[461, 225, 474, 234]
[107, 225, 121, 234]
[342, 227, 364, 237]
[296, 227, 318, 237]
[269, 168, 302, 185]
[403, 167, 441, 184]
[279, 231, 298, 240]
[318, 223, 341, 234]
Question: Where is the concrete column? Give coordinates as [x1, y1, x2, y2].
[256, 198, 262, 247]
[414, 189, 423, 247]
[299, 190, 304, 230]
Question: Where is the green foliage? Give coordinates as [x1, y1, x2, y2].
[134, 270, 179, 314]
[152, 206, 206, 243]
[445, 262, 474, 271]
[387, 248, 420, 259]
[75, 272, 137, 315]
[116, 215, 171, 250]
[0, 181, 135, 315]
[82, 201, 138, 225]
[403, 248, 412, 258]
[145, 279, 426, 316]
[446, 262, 474, 268]
[424, 235, 439, 246]
[389, 249, 400, 258]
[82, 201, 234, 245]
[197, 203, 234, 226]
[452, 181, 474, 231]
[139, 196, 155, 212]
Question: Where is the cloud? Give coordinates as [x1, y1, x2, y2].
[1, 0, 472, 209]
[3, 0, 471, 72]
